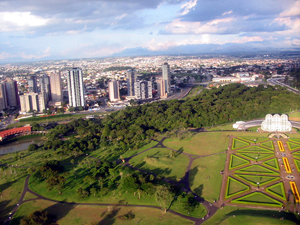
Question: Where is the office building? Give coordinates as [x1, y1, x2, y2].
[39, 74, 51, 102]
[156, 78, 168, 99]
[5, 78, 19, 107]
[28, 75, 37, 93]
[50, 73, 62, 104]
[19, 92, 46, 113]
[126, 69, 137, 96]
[134, 81, 152, 100]
[162, 62, 171, 93]
[0, 83, 7, 110]
[108, 80, 120, 102]
[67, 68, 85, 107]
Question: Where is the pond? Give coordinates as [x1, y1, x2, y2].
[0, 138, 45, 155]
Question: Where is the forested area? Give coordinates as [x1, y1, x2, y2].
[46, 83, 300, 156]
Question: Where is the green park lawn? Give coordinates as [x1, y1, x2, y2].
[128, 148, 190, 181]
[0, 168, 27, 224]
[121, 141, 158, 158]
[202, 206, 298, 225]
[189, 153, 226, 202]
[11, 199, 194, 225]
[205, 123, 235, 131]
[163, 132, 229, 155]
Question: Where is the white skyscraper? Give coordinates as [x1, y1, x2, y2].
[67, 68, 85, 107]
[108, 80, 120, 102]
[134, 81, 152, 100]
[19, 92, 46, 113]
[162, 62, 171, 93]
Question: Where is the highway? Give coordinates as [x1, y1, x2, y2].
[267, 78, 300, 94]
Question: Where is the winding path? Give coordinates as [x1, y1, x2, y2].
[3, 134, 223, 225]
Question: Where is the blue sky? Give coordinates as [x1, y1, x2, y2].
[0, 0, 300, 63]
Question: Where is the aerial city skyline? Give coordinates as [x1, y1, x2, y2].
[0, 0, 299, 63]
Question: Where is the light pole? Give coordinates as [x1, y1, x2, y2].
[257, 182, 260, 189]
[255, 156, 258, 163]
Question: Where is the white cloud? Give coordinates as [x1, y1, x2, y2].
[222, 11, 233, 16]
[146, 35, 211, 51]
[280, 1, 300, 17]
[0, 12, 51, 31]
[181, 0, 198, 16]
[162, 17, 235, 34]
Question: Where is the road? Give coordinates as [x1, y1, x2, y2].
[267, 78, 300, 94]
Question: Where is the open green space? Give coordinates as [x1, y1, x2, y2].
[232, 138, 249, 149]
[289, 112, 300, 122]
[287, 141, 300, 151]
[236, 153, 274, 162]
[225, 176, 249, 199]
[231, 192, 283, 207]
[263, 158, 280, 171]
[202, 206, 298, 225]
[129, 148, 189, 181]
[189, 153, 226, 202]
[121, 141, 158, 158]
[164, 132, 230, 155]
[233, 175, 280, 187]
[0, 168, 27, 225]
[266, 182, 287, 201]
[237, 146, 273, 153]
[235, 165, 279, 175]
[229, 154, 249, 170]
[260, 141, 275, 150]
[205, 123, 235, 132]
[11, 199, 194, 225]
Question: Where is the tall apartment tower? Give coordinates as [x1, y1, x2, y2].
[5, 78, 19, 107]
[162, 62, 171, 93]
[50, 73, 62, 103]
[28, 75, 38, 93]
[67, 68, 85, 107]
[126, 69, 137, 96]
[108, 80, 120, 102]
[19, 93, 46, 113]
[156, 78, 168, 99]
[134, 81, 152, 100]
[0, 83, 7, 110]
[39, 74, 51, 102]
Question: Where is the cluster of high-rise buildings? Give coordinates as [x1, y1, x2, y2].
[0, 68, 86, 115]
[108, 62, 172, 103]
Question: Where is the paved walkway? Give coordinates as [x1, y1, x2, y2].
[3, 135, 223, 225]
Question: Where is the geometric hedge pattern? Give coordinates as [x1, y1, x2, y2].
[231, 192, 283, 207]
[287, 141, 300, 151]
[225, 176, 250, 199]
[224, 136, 285, 208]
[266, 182, 287, 201]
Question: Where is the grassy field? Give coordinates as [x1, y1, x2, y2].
[202, 206, 299, 225]
[129, 148, 190, 181]
[189, 153, 226, 202]
[0, 169, 27, 224]
[11, 199, 194, 225]
[205, 123, 235, 132]
[163, 132, 230, 155]
[121, 141, 158, 158]
[288, 112, 300, 122]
